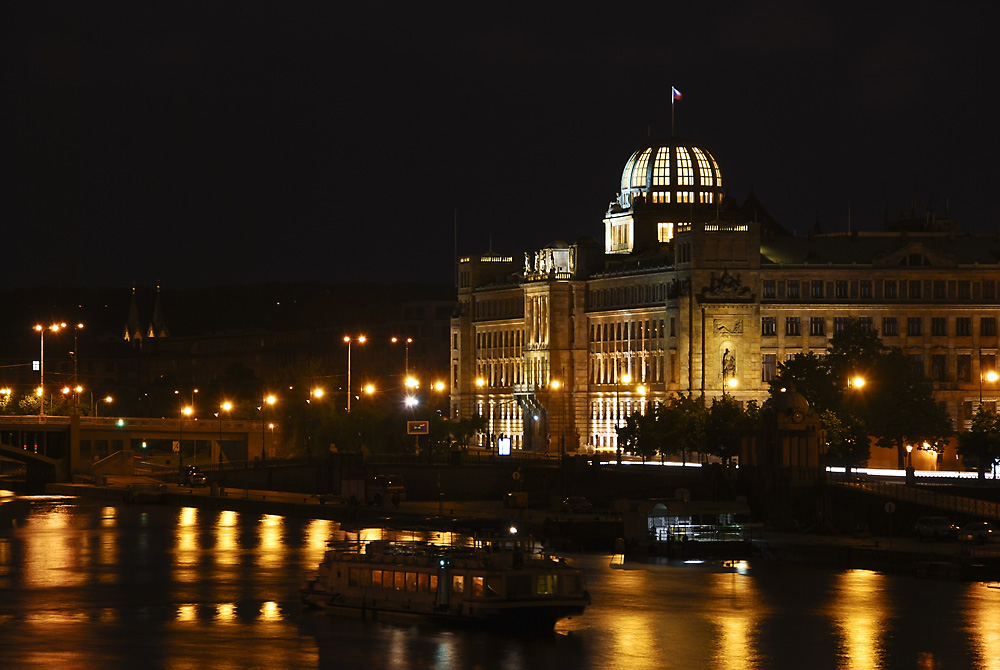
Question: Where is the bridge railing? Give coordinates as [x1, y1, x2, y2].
[838, 479, 1000, 521]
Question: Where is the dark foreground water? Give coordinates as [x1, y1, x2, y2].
[1, 493, 998, 670]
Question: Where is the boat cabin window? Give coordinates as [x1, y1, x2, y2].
[472, 576, 503, 598]
[362, 569, 437, 593]
[537, 574, 560, 596]
[452, 574, 465, 595]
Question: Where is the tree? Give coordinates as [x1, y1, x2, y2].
[701, 395, 745, 466]
[863, 349, 952, 469]
[820, 409, 870, 474]
[769, 352, 839, 415]
[957, 408, 1000, 480]
[658, 393, 707, 465]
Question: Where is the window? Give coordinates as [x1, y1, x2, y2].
[908, 281, 922, 299]
[860, 280, 872, 299]
[933, 281, 946, 299]
[787, 281, 800, 299]
[931, 317, 947, 336]
[982, 317, 998, 336]
[959, 282, 971, 299]
[762, 353, 777, 382]
[762, 317, 776, 336]
[785, 317, 800, 336]
[958, 354, 972, 382]
[857, 317, 873, 331]
[762, 280, 776, 299]
[833, 317, 849, 333]
[932, 354, 947, 382]
[884, 281, 897, 299]
[809, 317, 825, 336]
[907, 317, 923, 336]
[835, 281, 848, 299]
[883, 317, 898, 336]
[984, 281, 997, 300]
[812, 280, 824, 299]
[957, 317, 972, 336]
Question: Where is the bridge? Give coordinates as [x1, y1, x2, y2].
[0, 415, 280, 483]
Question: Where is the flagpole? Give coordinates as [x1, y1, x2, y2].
[671, 87, 675, 136]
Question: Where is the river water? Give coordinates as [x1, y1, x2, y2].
[1, 493, 998, 670]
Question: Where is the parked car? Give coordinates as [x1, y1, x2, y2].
[914, 516, 957, 541]
[562, 496, 594, 514]
[959, 521, 999, 544]
[178, 465, 207, 487]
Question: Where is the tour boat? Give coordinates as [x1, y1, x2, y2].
[301, 534, 589, 629]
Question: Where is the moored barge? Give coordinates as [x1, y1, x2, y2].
[301, 535, 589, 629]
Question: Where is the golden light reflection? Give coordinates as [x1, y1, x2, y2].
[174, 507, 201, 582]
[23, 506, 85, 588]
[706, 571, 765, 670]
[100, 506, 117, 527]
[216, 602, 237, 622]
[215, 510, 239, 566]
[177, 604, 197, 622]
[303, 519, 335, 567]
[257, 514, 285, 568]
[829, 569, 889, 670]
[967, 583, 1000, 670]
[259, 600, 282, 622]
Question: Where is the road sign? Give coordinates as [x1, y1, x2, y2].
[407, 420, 429, 435]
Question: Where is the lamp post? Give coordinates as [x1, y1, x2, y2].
[306, 388, 323, 455]
[261, 394, 276, 460]
[344, 335, 366, 411]
[34, 322, 66, 416]
[179, 405, 192, 467]
[391, 336, 413, 378]
[69, 323, 84, 414]
[979, 353, 998, 403]
[93, 394, 112, 417]
[359, 384, 374, 452]
[217, 401, 232, 463]
[615, 369, 630, 465]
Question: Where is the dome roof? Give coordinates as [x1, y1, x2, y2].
[614, 137, 724, 211]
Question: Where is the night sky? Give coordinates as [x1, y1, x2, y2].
[6, 3, 998, 291]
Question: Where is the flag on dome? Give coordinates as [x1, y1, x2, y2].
[672, 87, 682, 101]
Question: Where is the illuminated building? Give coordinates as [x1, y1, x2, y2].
[451, 136, 1000, 463]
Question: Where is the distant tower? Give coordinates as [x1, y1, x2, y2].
[124, 283, 144, 347]
[147, 283, 170, 338]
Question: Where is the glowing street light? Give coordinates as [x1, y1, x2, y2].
[34, 322, 66, 416]
[261, 394, 276, 460]
[344, 335, 366, 411]
[391, 336, 413, 377]
[179, 405, 193, 467]
[93, 394, 113, 416]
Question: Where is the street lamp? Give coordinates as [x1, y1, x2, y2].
[217, 401, 232, 462]
[979, 356, 998, 403]
[344, 335, 366, 411]
[359, 383, 374, 452]
[391, 336, 413, 378]
[261, 394, 276, 460]
[68, 323, 84, 414]
[179, 405, 192, 467]
[306, 388, 323, 455]
[34, 322, 66, 416]
[615, 370, 630, 465]
[93, 394, 113, 416]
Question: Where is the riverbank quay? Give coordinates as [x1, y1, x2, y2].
[42, 478, 1000, 582]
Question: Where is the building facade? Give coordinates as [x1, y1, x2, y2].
[450, 135, 1000, 464]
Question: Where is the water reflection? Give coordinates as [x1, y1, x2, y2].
[968, 583, 1000, 670]
[829, 569, 889, 669]
[707, 569, 766, 670]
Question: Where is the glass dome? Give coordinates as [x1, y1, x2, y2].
[616, 138, 724, 210]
